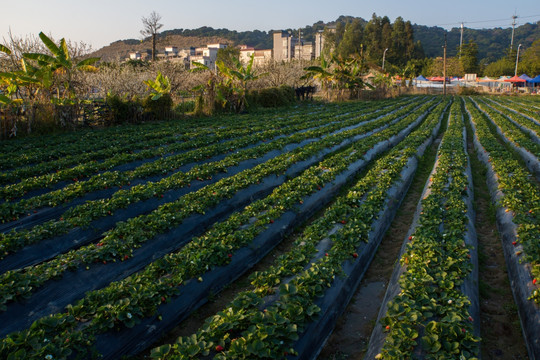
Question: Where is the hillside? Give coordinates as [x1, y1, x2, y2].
[414, 21, 540, 61]
[90, 17, 539, 63]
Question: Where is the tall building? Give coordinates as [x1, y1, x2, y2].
[315, 31, 324, 59]
[273, 31, 294, 62]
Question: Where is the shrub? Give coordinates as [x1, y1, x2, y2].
[458, 86, 480, 95]
[142, 93, 173, 120]
[106, 94, 142, 124]
[174, 100, 196, 114]
[249, 85, 296, 108]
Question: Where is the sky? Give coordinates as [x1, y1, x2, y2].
[2, 0, 540, 51]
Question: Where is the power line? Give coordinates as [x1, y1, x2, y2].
[435, 14, 540, 28]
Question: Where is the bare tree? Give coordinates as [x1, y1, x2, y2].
[140, 11, 163, 61]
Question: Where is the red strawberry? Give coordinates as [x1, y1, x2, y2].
[270, 219, 274, 224]
[340, 220, 346, 224]
[533, 279, 537, 285]
[124, 255, 129, 260]
[408, 236, 413, 241]
[103, 260, 107, 265]
[161, 296, 166, 302]
[228, 253, 233, 258]
[325, 253, 329, 257]
[352, 253, 358, 258]
[385, 325, 390, 331]
[160, 194, 164, 198]
[512, 241, 517, 246]
[468, 316, 474, 322]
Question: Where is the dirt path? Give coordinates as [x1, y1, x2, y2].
[465, 119, 529, 360]
[317, 122, 445, 360]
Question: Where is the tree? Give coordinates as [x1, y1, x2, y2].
[336, 19, 363, 58]
[216, 47, 240, 68]
[520, 39, 540, 76]
[460, 40, 479, 74]
[141, 11, 163, 61]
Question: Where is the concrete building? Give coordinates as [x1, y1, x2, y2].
[239, 45, 272, 65]
[128, 50, 151, 61]
[189, 44, 227, 70]
[273, 30, 322, 61]
[273, 31, 295, 62]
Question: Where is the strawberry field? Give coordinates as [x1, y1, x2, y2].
[0, 95, 538, 360]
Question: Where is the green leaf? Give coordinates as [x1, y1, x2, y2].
[0, 44, 11, 55]
[150, 344, 171, 359]
[38, 32, 61, 57]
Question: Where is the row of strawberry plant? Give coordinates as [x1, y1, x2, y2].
[1, 97, 412, 202]
[0, 122, 282, 186]
[0, 101, 365, 199]
[0, 99, 372, 216]
[0, 101, 362, 184]
[494, 97, 540, 124]
[474, 98, 540, 157]
[465, 97, 540, 358]
[486, 98, 540, 138]
[367, 99, 480, 359]
[0, 97, 418, 260]
[146, 99, 449, 360]
[0, 98, 439, 358]
[0, 98, 435, 319]
[0, 103, 328, 170]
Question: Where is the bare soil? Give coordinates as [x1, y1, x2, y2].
[466, 123, 529, 360]
[317, 131, 444, 360]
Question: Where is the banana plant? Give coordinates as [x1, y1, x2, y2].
[22, 32, 99, 99]
[190, 61, 224, 115]
[143, 71, 171, 100]
[302, 54, 334, 99]
[217, 53, 264, 112]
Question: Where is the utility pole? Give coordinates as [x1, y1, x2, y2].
[515, 44, 522, 76]
[459, 22, 464, 58]
[510, 15, 518, 53]
[443, 34, 447, 96]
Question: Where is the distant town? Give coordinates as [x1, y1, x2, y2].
[128, 30, 327, 69]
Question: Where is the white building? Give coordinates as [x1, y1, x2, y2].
[239, 45, 272, 65]
[189, 44, 228, 70]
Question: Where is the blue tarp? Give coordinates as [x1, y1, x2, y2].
[415, 75, 429, 81]
[520, 74, 533, 81]
[528, 75, 540, 84]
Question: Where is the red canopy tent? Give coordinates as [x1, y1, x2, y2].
[504, 76, 526, 83]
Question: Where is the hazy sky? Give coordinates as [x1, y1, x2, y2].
[3, 0, 539, 50]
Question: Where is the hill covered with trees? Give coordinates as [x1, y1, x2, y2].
[92, 15, 539, 66]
